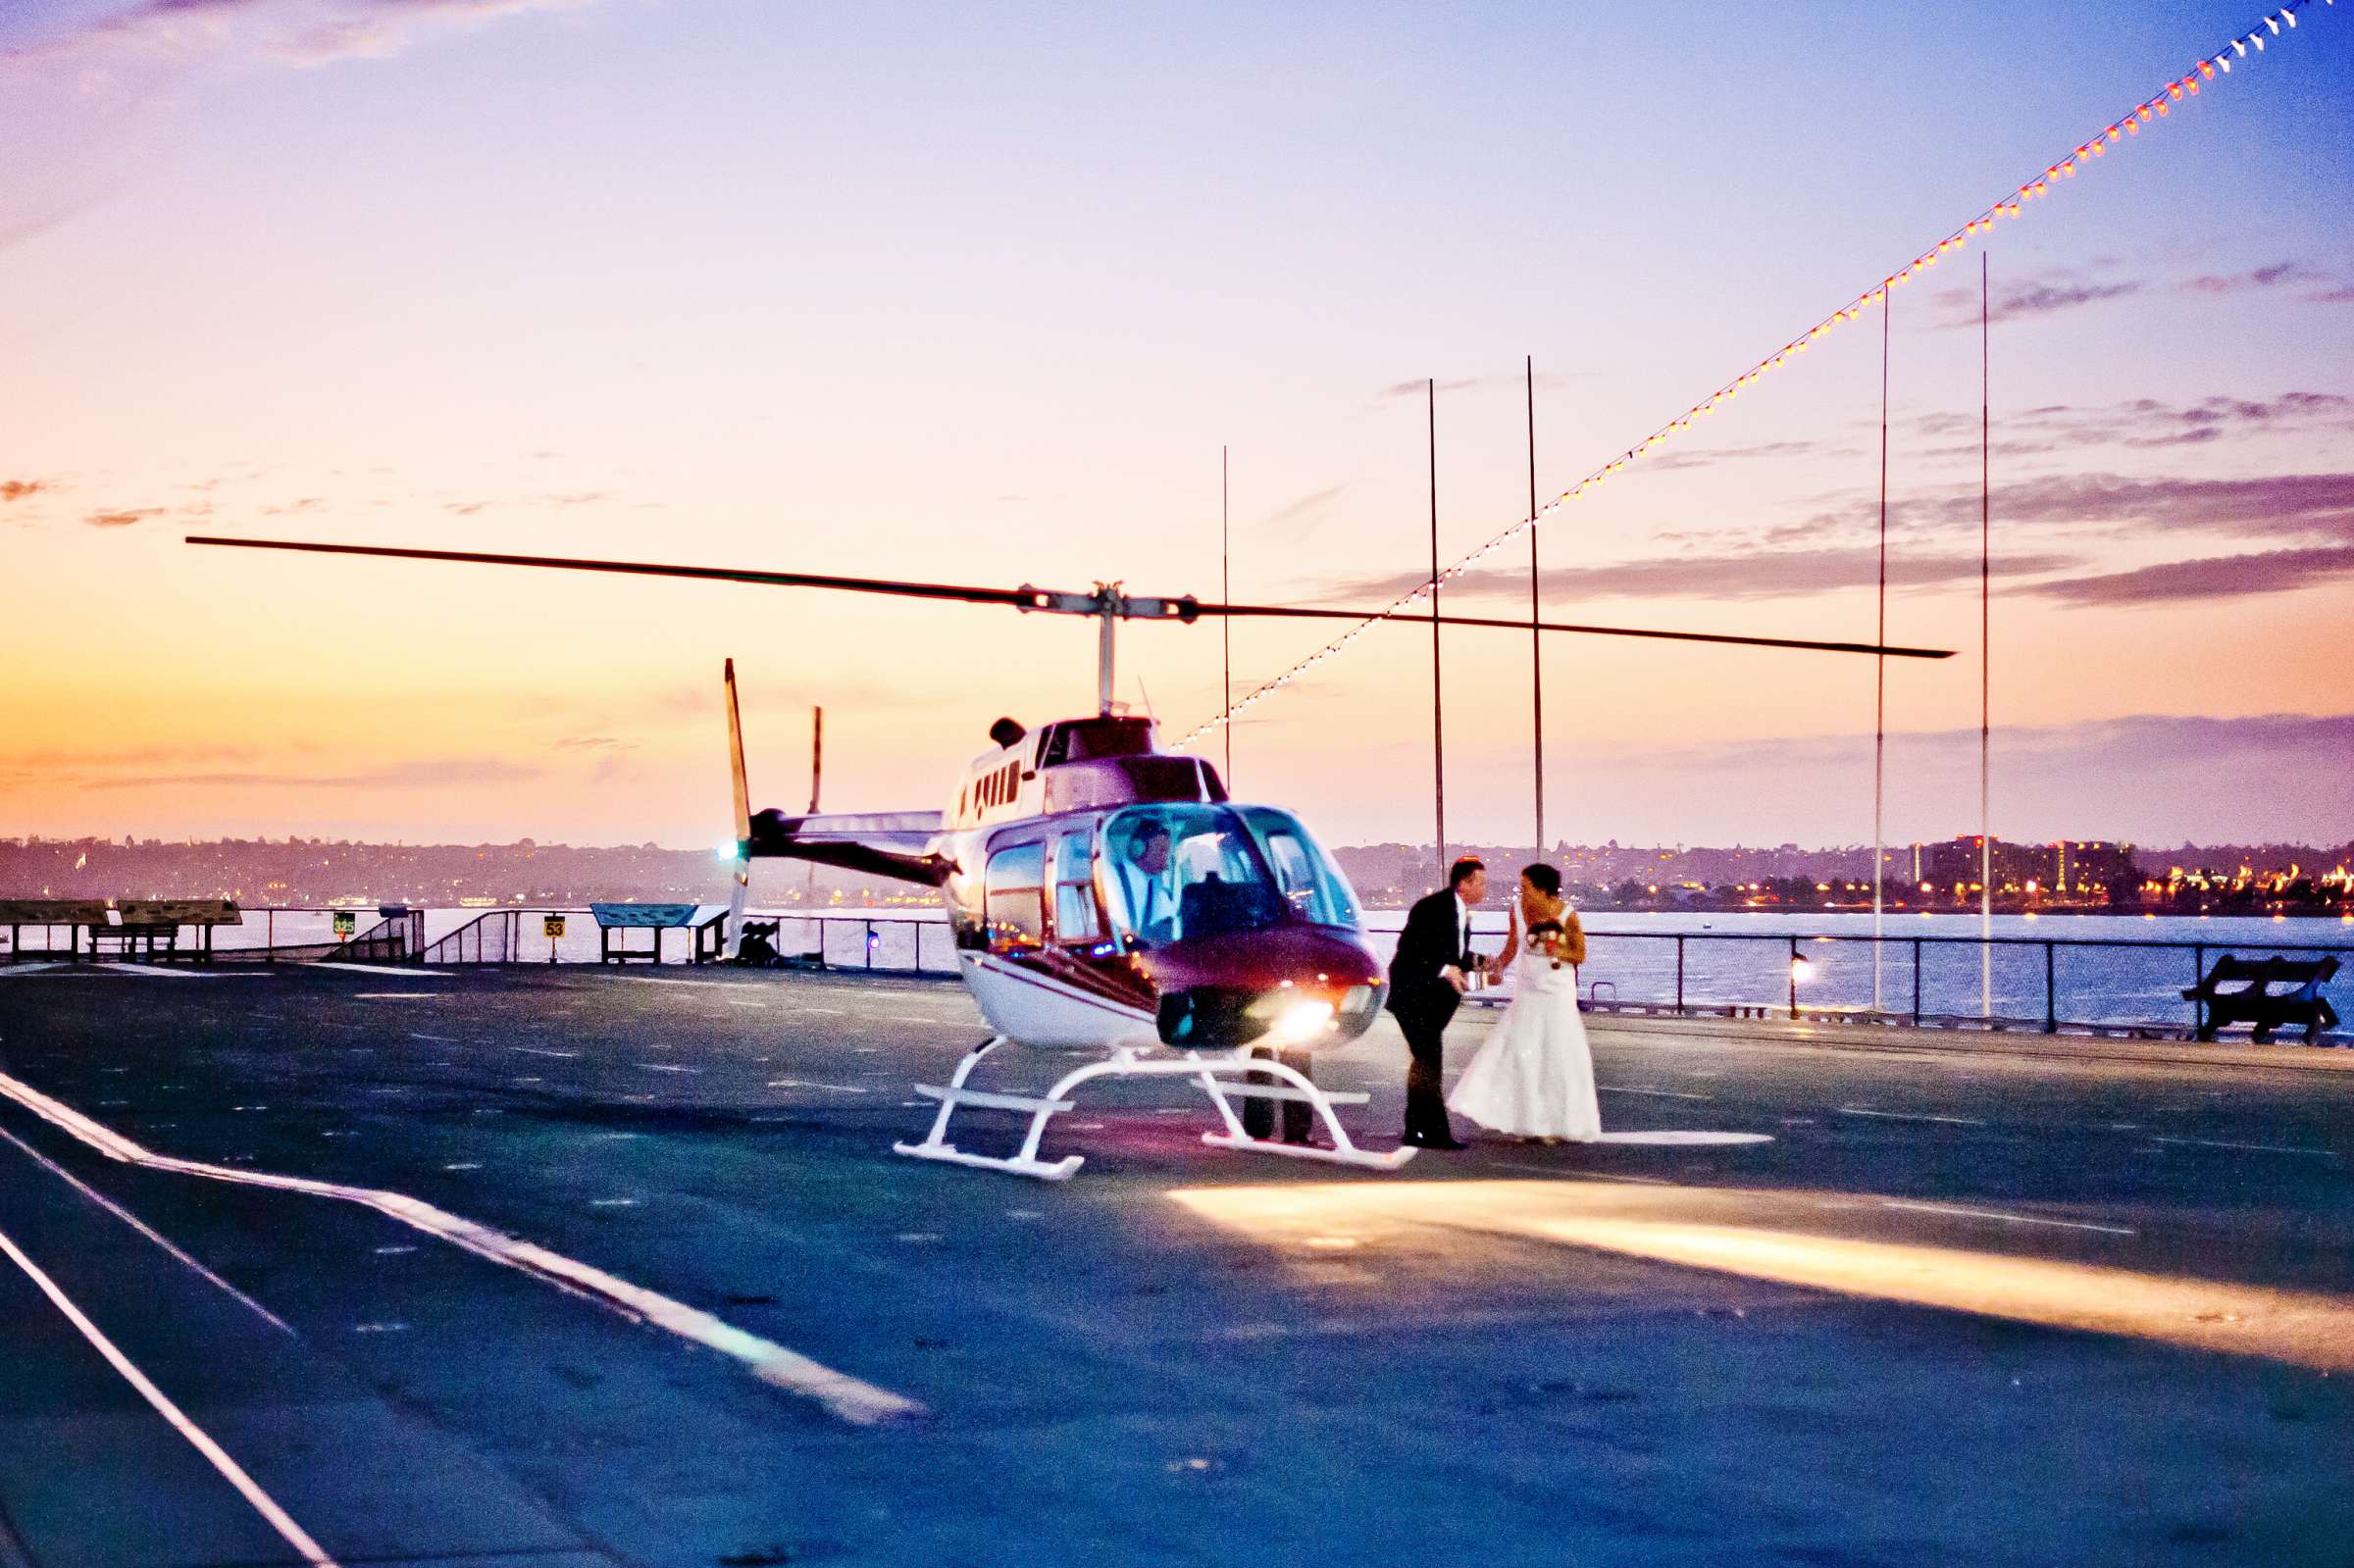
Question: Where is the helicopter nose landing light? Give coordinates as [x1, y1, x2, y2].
[1263, 997, 1337, 1045]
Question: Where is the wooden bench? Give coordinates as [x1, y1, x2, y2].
[86, 899, 243, 963]
[0, 899, 112, 962]
[589, 903, 703, 965]
[2182, 955, 2339, 1044]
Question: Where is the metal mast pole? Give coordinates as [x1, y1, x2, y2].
[1097, 595, 1117, 716]
[1980, 253, 1994, 1017]
[1872, 284, 1890, 1009]
[1221, 445, 1232, 789]
[805, 704, 823, 908]
[1528, 354, 1545, 858]
[1429, 377, 1446, 877]
[808, 706, 824, 812]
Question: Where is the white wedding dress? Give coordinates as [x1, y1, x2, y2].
[1448, 936, 1602, 1139]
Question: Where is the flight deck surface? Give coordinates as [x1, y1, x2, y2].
[0, 964, 2348, 1567]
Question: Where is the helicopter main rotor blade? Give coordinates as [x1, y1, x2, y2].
[183, 535, 1082, 613]
[185, 534, 1950, 659]
[1197, 600, 1952, 660]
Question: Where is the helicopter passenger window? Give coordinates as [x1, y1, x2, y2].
[1102, 805, 1288, 950]
[1051, 830, 1100, 943]
[984, 841, 1046, 951]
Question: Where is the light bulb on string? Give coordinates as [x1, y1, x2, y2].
[1176, 0, 2332, 746]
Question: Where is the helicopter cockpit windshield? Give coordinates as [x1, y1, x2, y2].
[1102, 804, 1362, 949]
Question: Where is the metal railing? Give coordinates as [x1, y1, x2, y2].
[422, 909, 530, 965]
[11, 900, 2340, 1039]
[735, 915, 960, 976]
[411, 910, 961, 975]
[1458, 929, 2353, 1038]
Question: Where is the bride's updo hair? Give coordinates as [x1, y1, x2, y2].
[1519, 863, 1562, 898]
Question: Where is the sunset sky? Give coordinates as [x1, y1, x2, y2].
[5, 0, 2351, 853]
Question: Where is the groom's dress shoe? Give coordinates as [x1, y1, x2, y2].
[1402, 1131, 1469, 1151]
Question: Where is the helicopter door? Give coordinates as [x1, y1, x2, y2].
[1049, 828, 1103, 948]
[982, 840, 1047, 957]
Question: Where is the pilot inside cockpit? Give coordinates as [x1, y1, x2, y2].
[1107, 807, 1316, 949]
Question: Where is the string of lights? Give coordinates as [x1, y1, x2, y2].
[1175, 0, 2335, 750]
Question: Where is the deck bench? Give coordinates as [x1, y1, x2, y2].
[87, 899, 242, 963]
[2182, 955, 2339, 1044]
[589, 903, 703, 965]
[0, 900, 113, 962]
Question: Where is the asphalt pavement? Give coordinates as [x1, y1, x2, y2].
[0, 961, 2348, 1567]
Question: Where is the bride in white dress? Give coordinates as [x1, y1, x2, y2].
[1449, 863, 1601, 1141]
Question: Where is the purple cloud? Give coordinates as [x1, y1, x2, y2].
[1901, 393, 2353, 462]
[1766, 470, 2354, 547]
[2026, 544, 2354, 607]
[4, 0, 593, 69]
[2182, 261, 2325, 294]
[1646, 438, 1855, 475]
[1617, 712, 2354, 844]
[83, 757, 545, 790]
[1932, 268, 2141, 328]
[1305, 545, 2081, 606]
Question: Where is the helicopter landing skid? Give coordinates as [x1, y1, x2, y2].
[893, 1037, 1416, 1181]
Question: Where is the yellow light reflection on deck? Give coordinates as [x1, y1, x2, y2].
[1168, 1181, 2354, 1373]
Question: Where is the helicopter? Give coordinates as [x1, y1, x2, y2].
[187, 532, 1951, 1179]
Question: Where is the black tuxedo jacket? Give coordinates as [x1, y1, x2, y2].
[1385, 888, 1479, 1029]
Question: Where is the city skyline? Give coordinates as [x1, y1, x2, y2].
[9, 829, 2348, 915]
[5, 1, 2352, 849]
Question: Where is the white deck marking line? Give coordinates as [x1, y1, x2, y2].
[352, 993, 442, 1001]
[1836, 1107, 1987, 1127]
[0, 963, 68, 978]
[795, 1007, 844, 1015]
[1599, 1087, 1714, 1101]
[0, 1219, 340, 1566]
[92, 964, 216, 980]
[406, 1034, 458, 1043]
[2154, 1135, 2334, 1158]
[636, 1063, 699, 1074]
[307, 964, 449, 977]
[765, 1080, 871, 1094]
[0, 1071, 926, 1427]
[0, 1126, 294, 1335]
[511, 1046, 580, 1059]
[609, 976, 720, 986]
[1875, 1198, 2136, 1236]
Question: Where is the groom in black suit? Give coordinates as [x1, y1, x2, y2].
[1386, 857, 1492, 1149]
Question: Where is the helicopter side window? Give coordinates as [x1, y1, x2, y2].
[1050, 830, 1100, 944]
[984, 841, 1046, 952]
